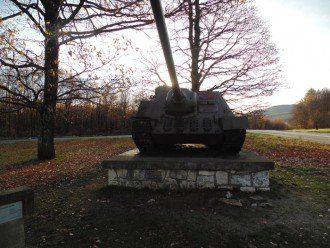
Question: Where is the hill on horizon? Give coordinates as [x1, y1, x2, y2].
[263, 104, 295, 122]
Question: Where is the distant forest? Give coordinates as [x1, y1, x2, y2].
[248, 88, 330, 130]
[0, 93, 136, 138]
[1, 88, 329, 138]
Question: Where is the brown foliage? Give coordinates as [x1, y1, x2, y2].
[291, 88, 330, 129]
[0, 92, 136, 138]
[247, 110, 290, 130]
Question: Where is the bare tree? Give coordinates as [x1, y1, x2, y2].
[145, 0, 281, 108]
[0, 0, 153, 159]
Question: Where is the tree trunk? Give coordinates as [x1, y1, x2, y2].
[79, 105, 83, 136]
[7, 107, 11, 137]
[7, 92, 11, 137]
[38, 107, 56, 160]
[38, 21, 59, 160]
[188, 0, 201, 92]
[29, 108, 34, 138]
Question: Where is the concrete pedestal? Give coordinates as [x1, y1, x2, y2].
[102, 149, 275, 192]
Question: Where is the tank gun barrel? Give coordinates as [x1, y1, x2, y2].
[150, 0, 184, 101]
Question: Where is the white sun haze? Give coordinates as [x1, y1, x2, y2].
[129, 0, 330, 107]
[254, 0, 330, 106]
[2, 0, 329, 108]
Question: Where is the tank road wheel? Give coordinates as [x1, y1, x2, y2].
[131, 119, 155, 153]
[220, 129, 246, 155]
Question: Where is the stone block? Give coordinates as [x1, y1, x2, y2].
[164, 178, 178, 190]
[240, 186, 256, 192]
[215, 171, 228, 185]
[187, 170, 197, 181]
[146, 170, 165, 182]
[116, 169, 127, 179]
[257, 187, 270, 192]
[179, 180, 196, 189]
[179, 180, 187, 189]
[108, 169, 117, 180]
[141, 181, 152, 188]
[151, 182, 158, 188]
[218, 185, 233, 190]
[164, 170, 171, 178]
[199, 171, 215, 176]
[197, 175, 215, 188]
[170, 170, 187, 180]
[126, 181, 142, 188]
[108, 180, 118, 186]
[157, 182, 167, 189]
[252, 171, 269, 187]
[229, 174, 251, 187]
[117, 178, 127, 186]
[133, 170, 146, 180]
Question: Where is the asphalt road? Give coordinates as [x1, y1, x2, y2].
[0, 135, 132, 145]
[248, 130, 330, 145]
[1, 131, 329, 145]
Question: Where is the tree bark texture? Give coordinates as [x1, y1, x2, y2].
[188, 0, 201, 92]
[38, 6, 59, 160]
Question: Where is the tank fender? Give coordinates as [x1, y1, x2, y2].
[220, 116, 248, 130]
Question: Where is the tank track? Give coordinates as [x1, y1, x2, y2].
[132, 119, 246, 155]
[131, 118, 155, 153]
[132, 119, 174, 153]
[219, 129, 246, 155]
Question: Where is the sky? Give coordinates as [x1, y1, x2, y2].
[129, 0, 330, 107]
[254, 0, 330, 106]
[1, 0, 329, 108]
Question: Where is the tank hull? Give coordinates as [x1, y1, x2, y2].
[131, 110, 247, 154]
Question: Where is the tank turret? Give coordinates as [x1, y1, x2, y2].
[131, 0, 248, 154]
[150, 0, 197, 115]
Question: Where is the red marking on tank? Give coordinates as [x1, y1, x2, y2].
[207, 93, 215, 99]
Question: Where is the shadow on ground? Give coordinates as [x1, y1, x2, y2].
[25, 174, 329, 248]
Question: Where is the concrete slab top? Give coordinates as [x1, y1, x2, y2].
[102, 149, 274, 172]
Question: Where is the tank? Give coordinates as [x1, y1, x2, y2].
[131, 0, 248, 154]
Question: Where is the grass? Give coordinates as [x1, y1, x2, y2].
[286, 128, 330, 133]
[244, 134, 329, 202]
[0, 135, 329, 247]
[0, 138, 135, 189]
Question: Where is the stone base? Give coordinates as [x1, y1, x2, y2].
[102, 149, 274, 191]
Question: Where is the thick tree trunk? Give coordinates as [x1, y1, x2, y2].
[29, 108, 34, 138]
[38, 107, 56, 160]
[38, 21, 59, 160]
[188, 0, 201, 92]
[191, 79, 200, 92]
